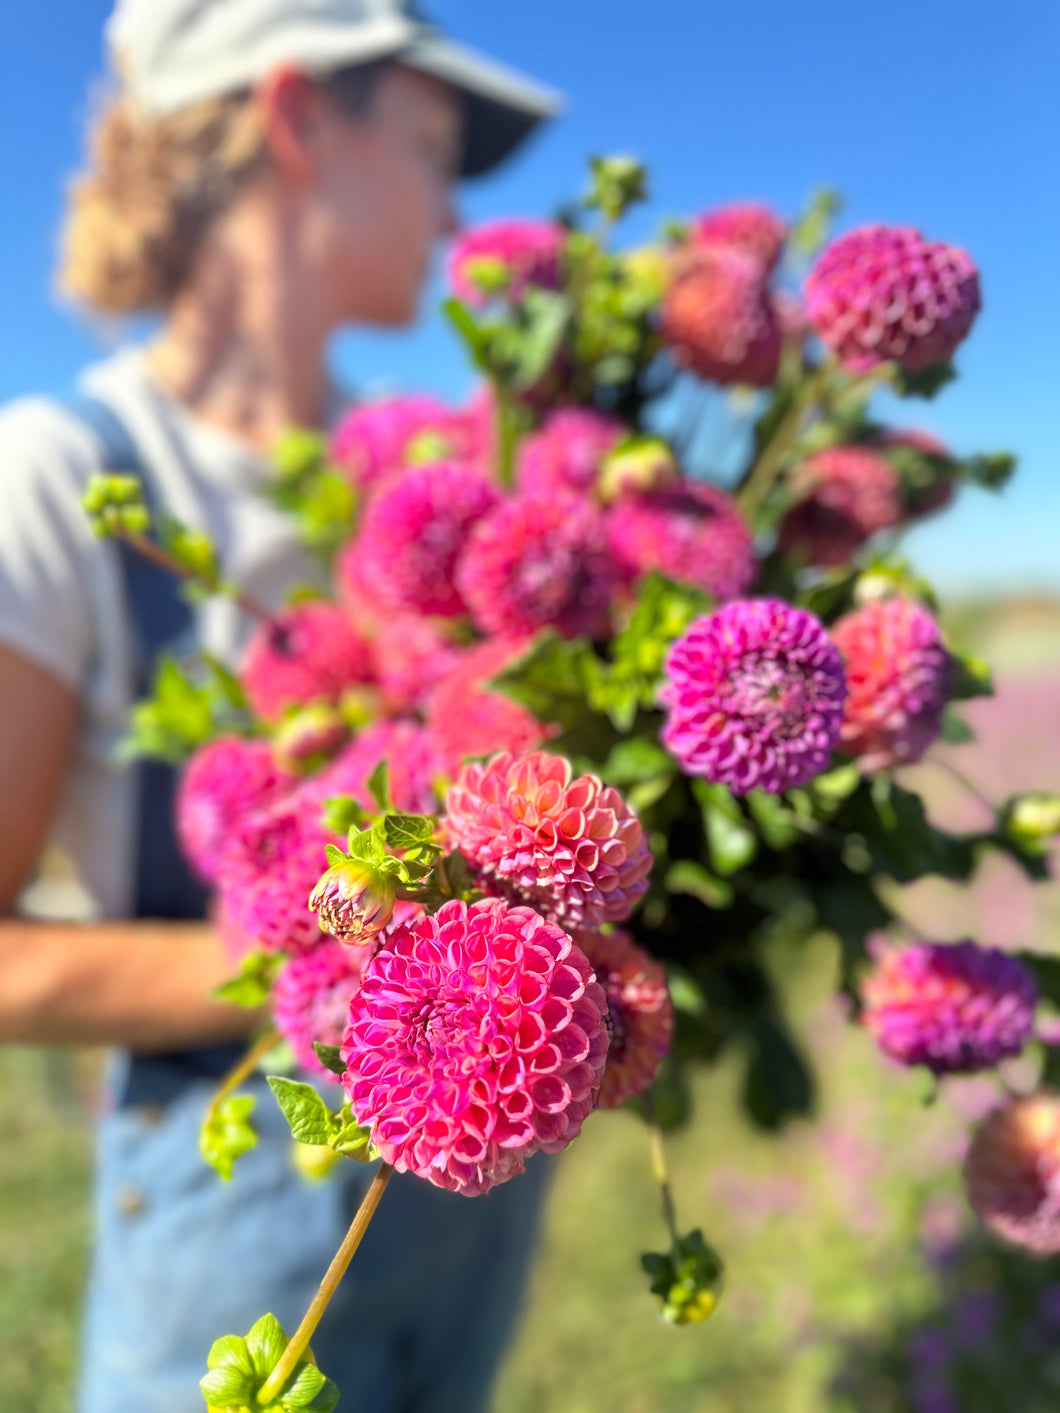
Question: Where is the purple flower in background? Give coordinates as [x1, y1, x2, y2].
[660, 599, 847, 794]
[862, 940, 1037, 1075]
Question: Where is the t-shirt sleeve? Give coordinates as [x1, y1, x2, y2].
[0, 398, 107, 690]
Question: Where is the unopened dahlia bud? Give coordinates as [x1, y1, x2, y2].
[805, 225, 981, 373]
[309, 858, 396, 945]
[965, 1093, 1060, 1254]
[661, 244, 782, 387]
[272, 703, 349, 774]
[598, 438, 679, 503]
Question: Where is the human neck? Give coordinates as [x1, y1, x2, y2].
[147, 201, 333, 453]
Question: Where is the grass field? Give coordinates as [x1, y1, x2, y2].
[2, 598, 1058, 1412]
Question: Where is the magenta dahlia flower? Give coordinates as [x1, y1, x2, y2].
[176, 737, 293, 885]
[329, 395, 481, 491]
[517, 409, 625, 501]
[240, 602, 374, 723]
[805, 225, 981, 373]
[447, 219, 565, 308]
[344, 462, 499, 619]
[692, 202, 786, 272]
[606, 479, 756, 601]
[779, 446, 903, 567]
[273, 938, 376, 1078]
[457, 495, 622, 640]
[832, 597, 951, 772]
[862, 940, 1037, 1075]
[445, 750, 652, 929]
[660, 599, 847, 794]
[576, 928, 673, 1108]
[370, 615, 463, 716]
[965, 1094, 1060, 1254]
[309, 720, 442, 817]
[341, 897, 609, 1195]
[427, 638, 548, 777]
[661, 244, 782, 387]
[216, 790, 339, 956]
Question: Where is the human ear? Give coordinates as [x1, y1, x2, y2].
[256, 67, 325, 184]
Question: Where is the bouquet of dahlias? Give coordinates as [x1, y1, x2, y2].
[84, 157, 1060, 1411]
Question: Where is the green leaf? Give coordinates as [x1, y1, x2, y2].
[383, 813, 437, 850]
[891, 363, 957, 399]
[322, 794, 368, 836]
[366, 760, 394, 813]
[202, 653, 248, 711]
[329, 1119, 380, 1164]
[312, 1043, 346, 1078]
[693, 781, 757, 877]
[746, 791, 799, 851]
[960, 451, 1017, 490]
[245, 1314, 289, 1381]
[323, 843, 347, 869]
[213, 950, 282, 1008]
[267, 1077, 333, 1147]
[940, 708, 976, 745]
[200, 1096, 258, 1181]
[600, 738, 675, 786]
[666, 859, 733, 910]
[160, 516, 221, 583]
[742, 1015, 815, 1131]
[838, 780, 977, 883]
[949, 650, 994, 701]
[345, 826, 386, 866]
[489, 632, 603, 748]
[603, 574, 711, 725]
[510, 289, 572, 392]
[200, 1363, 254, 1406]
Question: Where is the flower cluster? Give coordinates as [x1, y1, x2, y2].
[965, 1094, 1060, 1254]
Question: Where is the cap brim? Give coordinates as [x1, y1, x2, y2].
[398, 33, 564, 178]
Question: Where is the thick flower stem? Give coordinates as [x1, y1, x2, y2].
[257, 1163, 395, 1404]
[644, 1095, 680, 1247]
[205, 1029, 282, 1128]
[116, 527, 272, 622]
[736, 365, 827, 523]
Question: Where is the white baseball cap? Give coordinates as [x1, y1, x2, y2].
[107, 0, 563, 177]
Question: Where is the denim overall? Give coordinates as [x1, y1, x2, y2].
[72, 397, 548, 1413]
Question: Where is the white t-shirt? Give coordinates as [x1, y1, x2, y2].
[0, 347, 321, 919]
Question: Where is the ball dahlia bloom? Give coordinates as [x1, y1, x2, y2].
[240, 602, 374, 723]
[832, 597, 951, 772]
[445, 751, 653, 929]
[660, 599, 847, 794]
[965, 1093, 1060, 1253]
[447, 219, 565, 308]
[369, 615, 464, 716]
[310, 719, 442, 817]
[457, 495, 622, 640]
[862, 940, 1037, 1075]
[661, 244, 782, 387]
[606, 479, 756, 601]
[517, 408, 625, 501]
[329, 395, 481, 491]
[779, 446, 903, 567]
[273, 938, 375, 1079]
[176, 737, 293, 885]
[426, 637, 548, 776]
[692, 202, 786, 272]
[576, 928, 673, 1108]
[805, 225, 981, 373]
[341, 898, 609, 1195]
[344, 462, 500, 619]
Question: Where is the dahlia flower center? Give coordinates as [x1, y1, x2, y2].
[411, 989, 491, 1071]
[730, 657, 812, 735]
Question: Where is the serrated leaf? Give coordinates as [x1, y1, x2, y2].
[312, 1043, 346, 1078]
[384, 813, 437, 849]
[245, 1314, 289, 1381]
[345, 826, 386, 866]
[267, 1077, 333, 1147]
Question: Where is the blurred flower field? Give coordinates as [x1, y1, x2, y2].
[2, 597, 1058, 1413]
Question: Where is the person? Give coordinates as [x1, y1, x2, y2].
[0, 3, 562, 1410]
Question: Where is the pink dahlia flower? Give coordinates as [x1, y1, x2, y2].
[862, 940, 1037, 1075]
[805, 225, 981, 373]
[344, 462, 499, 619]
[692, 202, 786, 272]
[832, 597, 951, 772]
[457, 495, 622, 640]
[779, 446, 903, 567]
[329, 395, 481, 491]
[965, 1094, 1060, 1254]
[370, 615, 464, 716]
[309, 719, 442, 818]
[660, 599, 847, 795]
[517, 409, 625, 501]
[661, 244, 782, 387]
[447, 219, 565, 308]
[607, 479, 756, 601]
[341, 897, 609, 1195]
[445, 750, 653, 929]
[273, 938, 375, 1079]
[216, 790, 339, 956]
[427, 638, 548, 777]
[240, 602, 374, 723]
[176, 737, 293, 885]
[576, 928, 673, 1108]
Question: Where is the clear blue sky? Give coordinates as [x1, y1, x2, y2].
[2, 1, 1056, 595]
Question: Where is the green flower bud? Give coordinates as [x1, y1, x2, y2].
[273, 704, 349, 774]
[309, 859, 396, 945]
[599, 437, 678, 503]
[1005, 793, 1060, 847]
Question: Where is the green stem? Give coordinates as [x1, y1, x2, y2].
[644, 1094, 680, 1247]
[257, 1163, 394, 1404]
[204, 1029, 281, 1129]
[736, 365, 828, 522]
[117, 528, 272, 622]
[933, 756, 997, 816]
[494, 385, 520, 491]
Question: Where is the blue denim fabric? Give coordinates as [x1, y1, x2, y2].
[79, 1073, 551, 1413]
